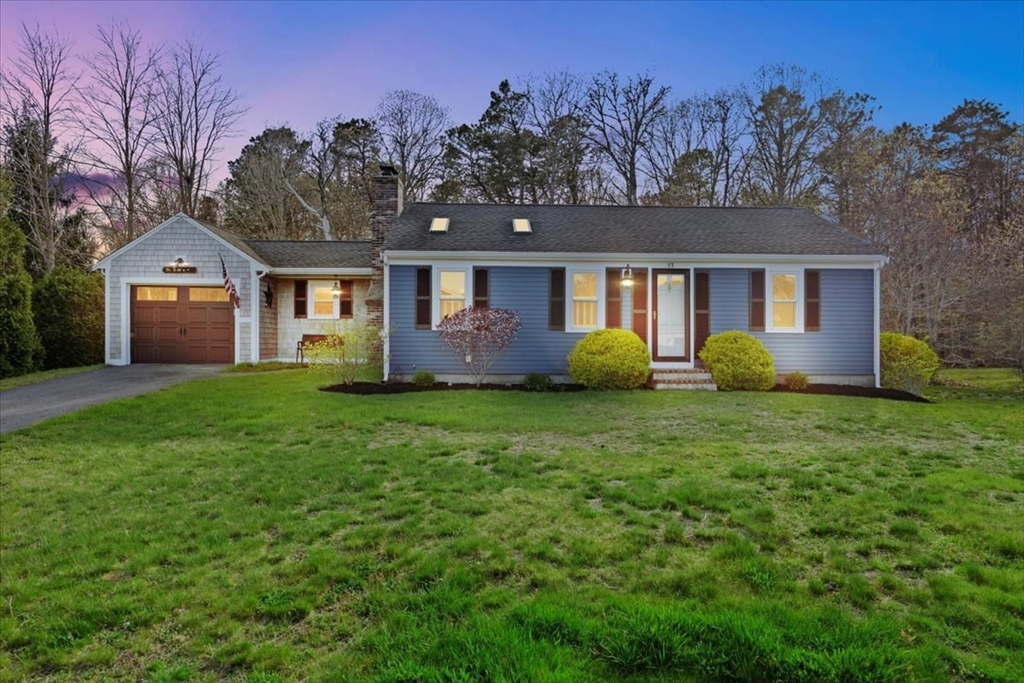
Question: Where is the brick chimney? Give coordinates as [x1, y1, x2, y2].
[365, 164, 402, 328]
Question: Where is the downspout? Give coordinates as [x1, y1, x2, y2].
[382, 253, 390, 382]
[873, 263, 882, 388]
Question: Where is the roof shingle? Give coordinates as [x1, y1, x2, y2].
[385, 203, 881, 256]
[243, 240, 374, 268]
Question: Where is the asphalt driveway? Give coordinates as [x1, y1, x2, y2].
[0, 365, 225, 434]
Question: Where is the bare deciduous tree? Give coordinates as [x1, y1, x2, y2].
[376, 89, 450, 203]
[152, 40, 243, 217]
[741, 64, 833, 209]
[284, 117, 342, 240]
[0, 22, 82, 274]
[77, 21, 161, 248]
[584, 71, 670, 205]
[525, 71, 598, 204]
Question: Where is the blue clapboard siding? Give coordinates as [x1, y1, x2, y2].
[709, 269, 874, 375]
[388, 265, 582, 376]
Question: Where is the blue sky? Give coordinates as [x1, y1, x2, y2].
[3, 0, 1022, 177]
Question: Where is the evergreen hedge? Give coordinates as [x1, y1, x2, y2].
[0, 216, 42, 378]
[33, 266, 105, 369]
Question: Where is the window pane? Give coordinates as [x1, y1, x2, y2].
[573, 301, 597, 328]
[440, 271, 465, 298]
[773, 302, 796, 328]
[772, 274, 796, 302]
[441, 299, 465, 319]
[189, 287, 229, 302]
[573, 272, 598, 299]
[313, 285, 334, 302]
[313, 301, 334, 316]
[137, 286, 177, 301]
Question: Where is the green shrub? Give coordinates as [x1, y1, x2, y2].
[783, 371, 810, 391]
[32, 266, 104, 370]
[567, 329, 650, 390]
[698, 331, 775, 391]
[522, 372, 553, 392]
[880, 332, 939, 395]
[0, 216, 42, 378]
[304, 320, 386, 385]
[412, 369, 435, 387]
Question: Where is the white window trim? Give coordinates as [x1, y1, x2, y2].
[766, 267, 804, 333]
[566, 267, 604, 333]
[308, 280, 340, 319]
[432, 266, 471, 329]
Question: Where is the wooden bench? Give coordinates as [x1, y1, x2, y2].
[296, 334, 334, 363]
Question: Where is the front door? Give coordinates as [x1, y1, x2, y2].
[652, 269, 689, 362]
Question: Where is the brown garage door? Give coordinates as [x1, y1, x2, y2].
[131, 286, 234, 363]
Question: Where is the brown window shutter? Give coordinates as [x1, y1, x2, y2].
[749, 270, 765, 331]
[294, 280, 307, 318]
[631, 269, 647, 344]
[694, 271, 710, 358]
[805, 270, 820, 332]
[338, 279, 354, 318]
[473, 268, 489, 308]
[415, 268, 431, 329]
[606, 269, 622, 329]
[549, 268, 565, 330]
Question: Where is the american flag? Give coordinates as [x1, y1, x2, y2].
[219, 254, 240, 309]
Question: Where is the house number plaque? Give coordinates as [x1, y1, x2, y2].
[162, 265, 197, 273]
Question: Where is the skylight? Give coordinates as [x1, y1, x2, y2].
[429, 217, 450, 233]
[512, 218, 532, 234]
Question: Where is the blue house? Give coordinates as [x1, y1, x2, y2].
[372, 169, 886, 387]
[95, 167, 885, 387]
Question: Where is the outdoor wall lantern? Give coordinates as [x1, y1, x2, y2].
[264, 284, 274, 308]
[621, 265, 634, 288]
[331, 280, 342, 298]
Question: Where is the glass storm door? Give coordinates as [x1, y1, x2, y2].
[653, 270, 689, 361]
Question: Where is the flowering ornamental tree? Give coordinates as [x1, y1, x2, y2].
[437, 307, 522, 386]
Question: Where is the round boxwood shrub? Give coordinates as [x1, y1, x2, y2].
[698, 331, 775, 391]
[33, 266, 105, 369]
[567, 329, 650, 390]
[880, 332, 939, 395]
[0, 216, 42, 378]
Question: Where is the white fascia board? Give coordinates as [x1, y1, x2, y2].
[384, 250, 886, 269]
[268, 267, 373, 277]
[92, 213, 268, 270]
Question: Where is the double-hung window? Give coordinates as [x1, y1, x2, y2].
[440, 270, 471, 321]
[308, 280, 345, 319]
[766, 269, 803, 333]
[569, 270, 600, 332]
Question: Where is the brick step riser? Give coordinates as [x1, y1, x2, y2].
[651, 374, 714, 382]
[652, 383, 718, 391]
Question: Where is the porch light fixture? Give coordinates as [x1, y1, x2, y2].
[621, 265, 634, 288]
[331, 280, 342, 298]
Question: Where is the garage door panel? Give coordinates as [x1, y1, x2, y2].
[157, 307, 179, 324]
[131, 285, 234, 364]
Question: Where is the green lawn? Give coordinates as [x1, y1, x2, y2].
[0, 364, 105, 392]
[1, 370, 1021, 682]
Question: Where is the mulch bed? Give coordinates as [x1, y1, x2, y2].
[322, 381, 929, 402]
[771, 383, 930, 403]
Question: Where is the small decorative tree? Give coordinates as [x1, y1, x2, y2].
[437, 307, 521, 386]
[305, 320, 386, 385]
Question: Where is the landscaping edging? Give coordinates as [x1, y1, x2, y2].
[771, 383, 930, 403]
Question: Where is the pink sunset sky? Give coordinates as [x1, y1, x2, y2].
[2, 0, 1022, 186]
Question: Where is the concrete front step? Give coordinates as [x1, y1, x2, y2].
[649, 369, 717, 390]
